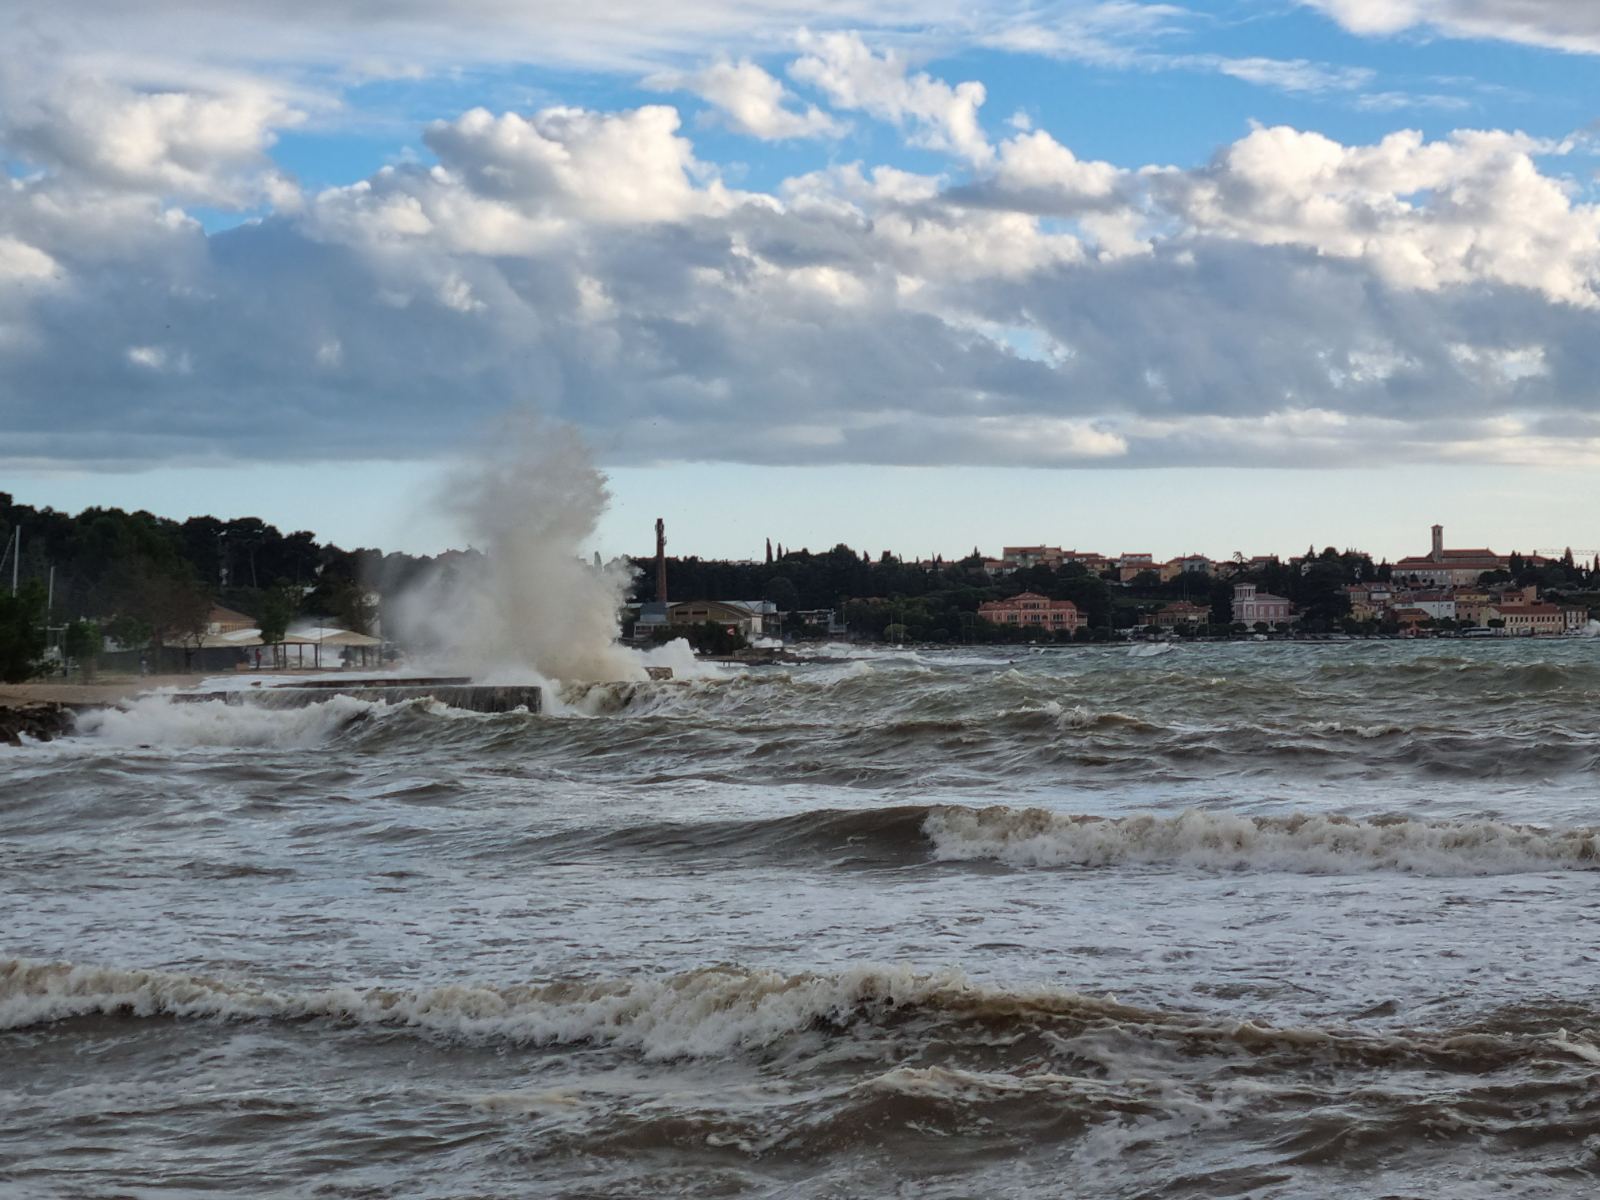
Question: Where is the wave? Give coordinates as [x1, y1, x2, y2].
[923, 805, 1600, 875]
[523, 802, 1600, 878]
[7, 958, 1596, 1076]
[1316, 656, 1600, 693]
[72, 693, 393, 748]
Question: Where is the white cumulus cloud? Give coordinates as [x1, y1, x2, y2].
[789, 31, 994, 165]
[647, 59, 846, 140]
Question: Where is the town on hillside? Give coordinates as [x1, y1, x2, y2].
[627, 524, 1600, 649]
[3, 486, 1599, 680]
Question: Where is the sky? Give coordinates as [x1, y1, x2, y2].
[3, 0, 1600, 561]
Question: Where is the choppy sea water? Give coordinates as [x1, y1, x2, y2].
[6, 640, 1600, 1198]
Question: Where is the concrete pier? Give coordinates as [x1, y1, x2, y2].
[258, 685, 541, 713]
[169, 680, 541, 713]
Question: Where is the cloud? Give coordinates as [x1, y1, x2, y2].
[789, 31, 994, 165]
[1154, 125, 1600, 306]
[1306, 0, 1600, 55]
[1209, 56, 1374, 94]
[646, 59, 846, 140]
[0, 72, 303, 208]
[5, 36, 1600, 476]
[981, 2, 1192, 67]
[3, 0, 991, 76]
[984, 12, 1392, 102]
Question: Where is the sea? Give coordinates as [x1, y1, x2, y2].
[5, 639, 1600, 1198]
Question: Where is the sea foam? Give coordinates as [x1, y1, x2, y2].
[923, 806, 1600, 876]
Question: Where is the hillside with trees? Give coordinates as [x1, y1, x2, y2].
[3, 492, 1594, 680]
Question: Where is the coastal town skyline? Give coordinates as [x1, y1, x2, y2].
[5, 476, 1597, 570]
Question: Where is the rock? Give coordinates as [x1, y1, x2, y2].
[0, 702, 77, 747]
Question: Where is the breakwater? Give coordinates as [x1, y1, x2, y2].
[169, 679, 542, 713]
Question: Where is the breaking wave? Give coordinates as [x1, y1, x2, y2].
[522, 803, 1600, 878]
[8, 958, 1597, 1074]
[922, 805, 1600, 875]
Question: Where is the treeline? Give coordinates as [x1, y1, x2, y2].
[0, 493, 462, 670]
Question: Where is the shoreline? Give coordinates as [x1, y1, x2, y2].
[0, 675, 213, 708]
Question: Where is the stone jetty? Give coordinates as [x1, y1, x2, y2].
[169, 678, 542, 714]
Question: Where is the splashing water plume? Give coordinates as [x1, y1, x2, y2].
[388, 415, 648, 684]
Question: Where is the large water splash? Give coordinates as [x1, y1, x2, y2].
[387, 415, 649, 684]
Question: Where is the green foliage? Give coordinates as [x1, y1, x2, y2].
[330, 580, 376, 635]
[140, 570, 213, 659]
[0, 494, 428, 639]
[762, 575, 800, 612]
[0, 582, 49, 683]
[257, 584, 299, 665]
[63, 619, 102, 678]
[105, 613, 152, 651]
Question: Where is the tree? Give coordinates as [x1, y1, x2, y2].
[762, 575, 800, 613]
[1129, 569, 1162, 591]
[257, 584, 298, 667]
[63, 619, 102, 679]
[0, 582, 49, 683]
[106, 613, 152, 654]
[332, 581, 377, 636]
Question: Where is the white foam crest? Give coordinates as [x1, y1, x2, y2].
[73, 694, 386, 749]
[923, 806, 1600, 876]
[1302, 719, 1410, 739]
[639, 638, 724, 680]
[0, 959, 990, 1057]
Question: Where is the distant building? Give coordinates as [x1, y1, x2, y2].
[791, 609, 847, 635]
[1232, 583, 1293, 626]
[1455, 595, 1496, 627]
[1001, 546, 1066, 569]
[1343, 582, 1394, 620]
[977, 592, 1081, 633]
[632, 601, 670, 641]
[632, 599, 776, 642]
[1159, 555, 1214, 582]
[1154, 601, 1210, 628]
[1391, 607, 1432, 633]
[206, 605, 255, 635]
[1491, 603, 1565, 636]
[1117, 553, 1156, 583]
[1394, 591, 1456, 620]
[1392, 525, 1511, 587]
[1062, 551, 1112, 573]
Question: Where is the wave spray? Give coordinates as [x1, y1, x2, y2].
[388, 414, 648, 684]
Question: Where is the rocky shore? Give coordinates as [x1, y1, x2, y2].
[0, 702, 79, 746]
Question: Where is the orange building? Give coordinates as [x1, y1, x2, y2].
[978, 592, 1081, 633]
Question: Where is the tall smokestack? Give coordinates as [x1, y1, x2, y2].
[1431, 524, 1444, 562]
[655, 518, 668, 604]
